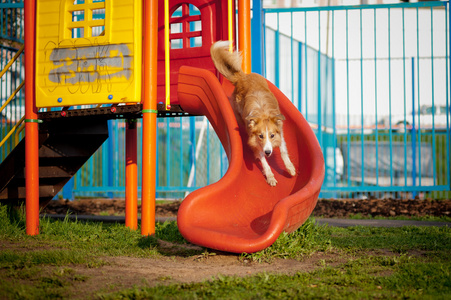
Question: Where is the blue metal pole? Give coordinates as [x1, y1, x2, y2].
[107, 120, 113, 198]
[360, 8, 364, 187]
[166, 118, 170, 188]
[206, 123, 210, 185]
[290, 12, 294, 104]
[411, 57, 417, 195]
[447, 1, 451, 191]
[180, 118, 183, 188]
[275, 13, 280, 88]
[317, 10, 322, 148]
[346, 9, 351, 186]
[189, 117, 196, 187]
[402, 7, 408, 186]
[416, 7, 422, 186]
[430, 6, 437, 186]
[263, 9, 267, 78]
[114, 121, 120, 195]
[305, 12, 308, 119]
[61, 177, 74, 200]
[251, 0, 264, 75]
[374, 8, 379, 186]
[388, 8, 393, 187]
[298, 41, 303, 111]
[101, 137, 108, 197]
[156, 118, 160, 195]
[332, 10, 337, 189]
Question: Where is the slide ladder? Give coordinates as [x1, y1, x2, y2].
[0, 117, 109, 207]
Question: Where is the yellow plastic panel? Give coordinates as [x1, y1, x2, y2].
[35, 0, 142, 108]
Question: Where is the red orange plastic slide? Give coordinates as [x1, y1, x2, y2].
[176, 66, 325, 253]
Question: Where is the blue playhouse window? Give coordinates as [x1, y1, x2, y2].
[92, 7, 105, 37]
[189, 4, 200, 16]
[71, 9, 84, 38]
[70, 0, 105, 38]
[170, 4, 202, 49]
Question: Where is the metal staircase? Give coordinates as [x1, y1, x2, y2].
[0, 117, 109, 207]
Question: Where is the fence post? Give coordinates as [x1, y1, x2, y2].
[298, 43, 303, 111]
[62, 177, 74, 200]
[189, 117, 196, 187]
[274, 27, 280, 88]
[448, 1, 451, 192]
[107, 120, 113, 198]
[317, 11, 322, 149]
[411, 57, 417, 197]
[251, 0, 263, 75]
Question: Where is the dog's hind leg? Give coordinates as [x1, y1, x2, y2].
[259, 155, 277, 186]
[280, 135, 296, 176]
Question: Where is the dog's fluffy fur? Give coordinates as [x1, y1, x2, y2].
[210, 41, 296, 186]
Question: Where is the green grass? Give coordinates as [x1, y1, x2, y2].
[0, 204, 450, 299]
[345, 213, 451, 222]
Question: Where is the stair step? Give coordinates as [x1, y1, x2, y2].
[13, 166, 73, 179]
[39, 136, 107, 158]
[0, 117, 109, 207]
[0, 185, 56, 200]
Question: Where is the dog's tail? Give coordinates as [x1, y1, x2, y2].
[210, 41, 245, 85]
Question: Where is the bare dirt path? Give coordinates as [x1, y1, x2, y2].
[68, 250, 346, 298]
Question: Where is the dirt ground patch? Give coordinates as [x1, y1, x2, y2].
[0, 237, 350, 298]
[69, 251, 347, 299]
[0, 247, 347, 299]
[72, 253, 346, 290]
[42, 198, 451, 219]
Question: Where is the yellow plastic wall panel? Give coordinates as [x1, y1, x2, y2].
[35, 0, 142, 108]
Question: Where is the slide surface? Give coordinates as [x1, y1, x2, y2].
[177, 66, 325, 253]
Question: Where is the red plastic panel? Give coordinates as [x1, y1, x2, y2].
[157, 0, 233, 105]
[176, 66, 325, 253]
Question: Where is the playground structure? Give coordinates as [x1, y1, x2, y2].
[0, 0, 324, 253]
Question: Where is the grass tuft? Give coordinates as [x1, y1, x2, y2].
[242, 218, 332, 262]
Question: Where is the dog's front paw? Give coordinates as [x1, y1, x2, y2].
[266, 176, 278, 187]
[287, 163, 296, 177]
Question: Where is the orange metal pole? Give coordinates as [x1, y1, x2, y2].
[238, 0, 251, 73]
[227, 0, 234, 51]
[141, 0, 157, 236]
[24, 0, 39, 236]
[125, 120, 138, 230]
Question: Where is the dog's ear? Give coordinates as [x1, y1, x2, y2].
[245, 115, 257, 129]
[273, 114, 285, 126]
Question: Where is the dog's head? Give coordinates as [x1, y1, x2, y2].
[246, 113, 285, 157]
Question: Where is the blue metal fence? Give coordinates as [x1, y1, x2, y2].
[0, 1, 449, 200]
[264, 1, 450, 199]
[70, 116, 228, 199]
[0, 45, 24, 160]
[0, 0, 23, 43]
[0, 0, 24, 162]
